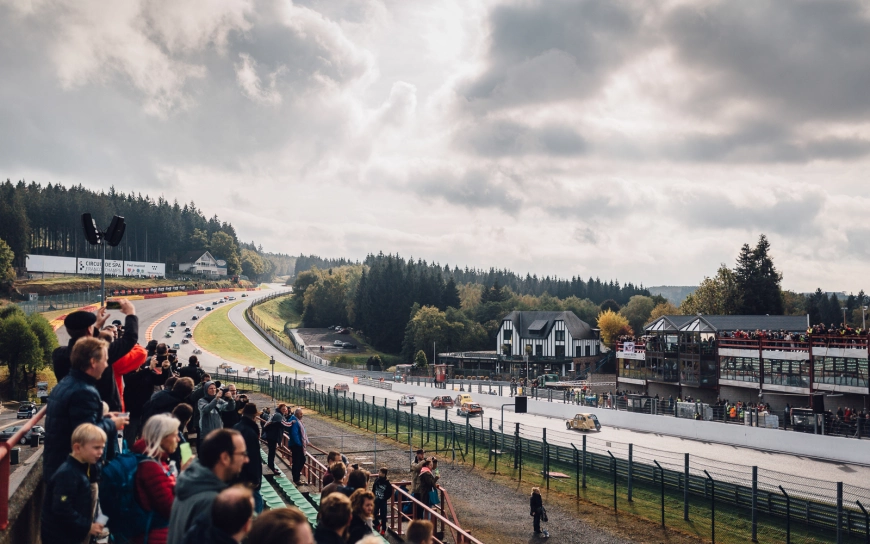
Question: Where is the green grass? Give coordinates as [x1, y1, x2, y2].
[251, 294, 301, 333]
[194, 301, 305, 373]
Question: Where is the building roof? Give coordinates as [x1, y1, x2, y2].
[646, 314, 808, 333]
[644, 315, 695, 332]
[179, 250, 211, 263]
[502, 311, 597, 340]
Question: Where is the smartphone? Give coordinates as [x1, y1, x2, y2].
[180, 442, 193, 465]
[118, 412, 130, 419]
[106, 300, 122, 310]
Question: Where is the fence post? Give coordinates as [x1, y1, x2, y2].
[704, 470, 715, 544]
[451, 426, 456, 462]
[472, 429, 476, 469]
[352, 393, 356, 425]
[654, 460, 664, 528]
[607, 451, 617, 513]
[543, 428, 549, 490]
[427, 407, 431, 443]
[779, 485, 790, 544]
[582, 435, 587, 489]
[395, 400, 400, 441]
[752, 466, 758, 542]
[514, 423, 520, 470]
[571, 444, 579, 498]
[628, 443, 633, 502]
[856, 500, 868, 544]
[684, 453, 690, 521]
[838, 482, 844, 544]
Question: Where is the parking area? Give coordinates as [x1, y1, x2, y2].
[295, 328, 362, 357]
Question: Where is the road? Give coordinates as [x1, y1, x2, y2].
[52, 285, 870, 489]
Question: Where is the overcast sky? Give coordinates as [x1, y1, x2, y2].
[3, 0, 869, 293]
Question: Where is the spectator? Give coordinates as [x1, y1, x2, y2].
[258, 407, 271, 432]
[233, 402, 264, 513]
[287, 408, 310, 485]
[221, 386, 246, 428]
[530, 487, 543, 535]
[320, 463, 349, 497]
[247, 507, 313, 544]
[167, 429, 247, 544]
[347, 489, 376, 544]
[43, 337, 128, 479]
[322, 451, 343, 485]
[52, 301, 139, 413]
[190, 373, 212, 448]
[41, 423, 108, 544]
[142, 377, 195, 427]
[263, 404, 293, 473]
[417, 460, 438, 513]
[130, 414, 181, 544]
[410, 449, 426, 514]
[371, 467, 391, 535]
[345, 469, 370, 496]
[179, 356, 203, 384]
[198, 382, 236, 442]
[168, 403, 194, 470]
[181, 485, 254, 544]
[406, 520, 434, 544]
[314, 493, 352, 544]
[123, 353, 167, 443]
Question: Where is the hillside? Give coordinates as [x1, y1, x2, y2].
[647, 285, 697, 305]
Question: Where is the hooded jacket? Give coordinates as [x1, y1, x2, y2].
[232, 416, 262, 490]
[198, 383, 235, 441]
[166, 460, 228, 544]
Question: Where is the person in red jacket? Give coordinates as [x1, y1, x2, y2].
[131, 414, 181, 544]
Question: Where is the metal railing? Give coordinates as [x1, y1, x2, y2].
[0, 405, 47, 529]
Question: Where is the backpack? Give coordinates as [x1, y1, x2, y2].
[98, 452, 169, 543]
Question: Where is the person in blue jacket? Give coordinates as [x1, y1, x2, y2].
[286, 408, 310, 485]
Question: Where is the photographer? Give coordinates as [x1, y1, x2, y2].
[198, 382, 236, 441]
[220, 385, 246, 428]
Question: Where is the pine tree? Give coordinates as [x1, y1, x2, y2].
[736, 235, 783, 315]
[441, 277, 461, 310]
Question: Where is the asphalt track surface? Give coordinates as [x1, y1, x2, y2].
[56, 285, 870, 487]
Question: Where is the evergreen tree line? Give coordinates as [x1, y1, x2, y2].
[294, 251, 650, 304]
[292, 253, 655, 360]
[0, 180, 280, 282]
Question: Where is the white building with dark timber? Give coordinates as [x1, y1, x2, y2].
[497, 311, 602, 377]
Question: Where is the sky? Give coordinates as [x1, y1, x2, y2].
[2, 0, 870, 293]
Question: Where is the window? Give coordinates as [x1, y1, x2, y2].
[555, 345, 565, 358]
[555, 330, 565, 341]
[814, 357, 868, 387]
[503, 329, 512, 341]
[720, 356, 760, 383]
[535, 345, 543, 356]
[763, 359, 810, 388]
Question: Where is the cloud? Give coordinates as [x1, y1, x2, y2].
[411, 168, 522, 214]
[454, 119, 585, 157]
[680, 191, 826, 236]
[235, 53, 283, 105]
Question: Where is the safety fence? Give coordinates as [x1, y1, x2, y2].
[222, 372, 870, 544]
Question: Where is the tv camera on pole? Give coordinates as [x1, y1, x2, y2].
[81, 213, 126, 307]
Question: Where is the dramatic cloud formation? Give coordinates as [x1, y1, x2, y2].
[2, 0, 870, 292]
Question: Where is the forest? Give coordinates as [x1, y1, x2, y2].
[0, 179, 281, 282]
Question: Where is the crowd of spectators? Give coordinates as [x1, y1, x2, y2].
[36, 299, 450, 544]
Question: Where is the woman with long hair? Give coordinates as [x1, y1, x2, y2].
[131, 414, 181, 544]
[347, 489, 376, 543]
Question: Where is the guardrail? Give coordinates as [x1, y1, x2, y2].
[0, 405, 47, 529]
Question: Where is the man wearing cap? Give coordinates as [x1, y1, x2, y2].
[52, 299, 139, 411]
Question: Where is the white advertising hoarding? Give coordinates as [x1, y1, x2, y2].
[123, 261, 166, 277]
[26, 254, 77, 274]
[78, 258, 123, 276]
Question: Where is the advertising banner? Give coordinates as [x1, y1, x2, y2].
[26, 254, 77, 274]
[77, 258, 123, 276]
[123, 260, 166, 278]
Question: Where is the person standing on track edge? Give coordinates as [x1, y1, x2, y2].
[287, 408, 310, 485]
[263, 403, 291, 474]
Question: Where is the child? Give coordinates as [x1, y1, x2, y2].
[371, 467, 392, 534]
[41, 423, 107, 544]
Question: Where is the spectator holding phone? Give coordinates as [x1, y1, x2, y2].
[198, 382, 235, 441]
[130, 414, 181, 544]
[44, 337, 129, 479]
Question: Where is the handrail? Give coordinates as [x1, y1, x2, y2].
[389, 484, 483, 544]
[0, 404, 47, 529]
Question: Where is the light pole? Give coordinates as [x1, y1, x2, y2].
[270, 355, 276, 400]
[81, 213, 126, 306]
[863, 306, 867, 330]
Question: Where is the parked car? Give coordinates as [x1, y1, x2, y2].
[566, 413, 601, 432]
[0, 425, 45, 444]
[334, 383, 350, 392]
[341, 342, 357, 349]
[431, 396, 454, 409]
[457, 402, 484, 417]
[399, 395, 417, 406]
[17, 403, 37, 419]
[333, 340, 344, 346]
[257, 369, 270, 376]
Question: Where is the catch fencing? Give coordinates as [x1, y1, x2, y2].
[224, 371, 870, 544]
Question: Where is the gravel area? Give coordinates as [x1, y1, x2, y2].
[244, 392, 703, 544]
